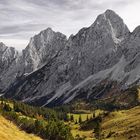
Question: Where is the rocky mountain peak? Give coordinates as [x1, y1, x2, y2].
[105, 9, 129, 36]
[42, 27, 53, 32]
[92, 9, 129, 44]
[132, 26, 140, 37]
[38, 27, 55, 43]
[28, 27, 67, 49]
[104, 9, 119, 18]
[0, 42, 7, 52]
[0, 42, 6, 46]
[0, 42, 18, 74]
[0, 42, 18, 59]
[21, 28, 67, 72]
[3, 9, 140, 107]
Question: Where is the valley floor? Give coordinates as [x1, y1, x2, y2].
[0, 115, 42, 140]
[67, 106, 140, 140]
[1, 99, 140, 140]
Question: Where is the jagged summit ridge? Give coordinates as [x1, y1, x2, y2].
[0, 27, 67, 90]
[24, 27, 67, 71]
[0, 42, 19, 90]
[92, 9, 129, 44]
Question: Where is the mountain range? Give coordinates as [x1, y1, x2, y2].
[1, 9, 140, 107]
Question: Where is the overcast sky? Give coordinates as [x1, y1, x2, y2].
[0, 0, 140, 50]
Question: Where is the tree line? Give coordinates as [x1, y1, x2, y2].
[0, 98, 74, 140]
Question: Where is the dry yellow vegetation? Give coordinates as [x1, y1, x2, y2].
[67, 113, 95, 139]
[0, 115, 42, 140]
[68, 107, 140, 140]
[68, 113, 93, 122]
[68, 109, 103, 122]
[67, 110, 104, 140]
[102, 106, 140, 140]
[70, 122, 94, 140]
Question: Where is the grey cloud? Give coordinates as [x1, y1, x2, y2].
[0, 23, 52, 34]
[0, 0, 139, 50]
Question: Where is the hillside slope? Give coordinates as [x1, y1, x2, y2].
[102, 106, 140, 139]
[0, 115, 42, 140]
[71, 104, 140, 139]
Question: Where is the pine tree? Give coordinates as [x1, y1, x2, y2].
[3, 103, 12, 112]
[1, 98, 4, 105]
[75, 119, 78, 124]
[94, 116, 102, 140]
[70, 114, 74, 122]
[78, 115, 82, 123]
[93, 112, 95, 118]
[86, 115, 89, 121]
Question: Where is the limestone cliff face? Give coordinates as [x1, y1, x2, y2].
[0, 42, 19, 90]
[0, 28, 67, 90]
[2, 10, 140, 106]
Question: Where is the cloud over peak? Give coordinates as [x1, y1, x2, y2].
[0, 0, 140, 50]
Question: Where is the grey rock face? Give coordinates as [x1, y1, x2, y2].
[0, 28, 67, 90]
[65, 9, 129, 85]
[0, 42, 19, 90]
[2, 9, 140, 106]
[0, 42, 18, 72]
[21, 28, 67, 73]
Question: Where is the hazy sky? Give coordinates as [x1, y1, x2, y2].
[0, 0, 140, 50]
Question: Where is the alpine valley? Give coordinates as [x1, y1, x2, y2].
[2, 9, 140, 140]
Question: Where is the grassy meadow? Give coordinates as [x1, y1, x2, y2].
[101, 106, 140, 140]
[67, 105, 140, 139]
[1, 98, 140, 140]
[0, 115, 42, 140]
[67, 109, 104, 139]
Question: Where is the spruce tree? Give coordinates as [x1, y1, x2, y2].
[79, 115, 82, 123]
[86, 115, 89, 121]
[93, 112, 95, 118]
[70, 114, 74, 122]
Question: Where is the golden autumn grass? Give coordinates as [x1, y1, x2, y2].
[68, 113, 93, 122]
[67, 113, 94, 139]
[68, 109, 103, 122]
[1, 98, 140, 140]
[0, 115, 42, 140]
[67, 110, 104, 140]
[70, 122, 94, 140]
[68, 106, 140, 140]
[102, 106, 140, 140]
